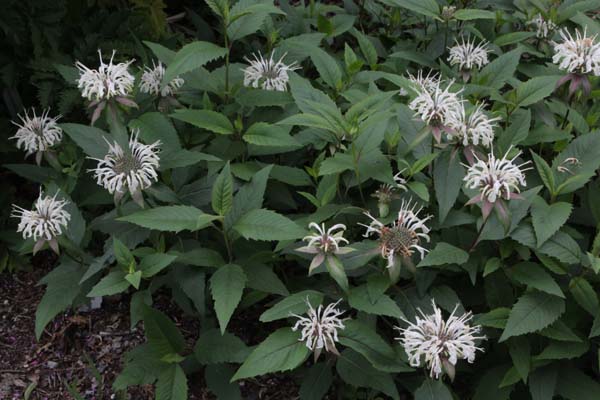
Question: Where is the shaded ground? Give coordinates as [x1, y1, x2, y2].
[0, 254, 302, 400]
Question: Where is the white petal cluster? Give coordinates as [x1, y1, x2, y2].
[463, 148, 530, 203]
[361, 199, 431, 268]
[140, 61, 184, 97]
[448, 38, 490, 71]
[552, 28, 600, 76]
[407, 70, 441, 94]
[300, 223, 349, 255]
[243, 52, 299, 92]
[90, 130, 160, 197]
[76, 50, 136, 101]
[528, 14, 557, 39]
[11, 191, 71, 242]
[10, 109, 62, 155]
[396, 301, 485, 379]
[409, 79, 463, 128]
[446, 103, 499, 148]
[291, 299, 346, 358]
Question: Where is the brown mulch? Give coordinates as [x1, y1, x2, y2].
[0, 253, 303, 400]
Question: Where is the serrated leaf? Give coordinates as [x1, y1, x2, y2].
[434, 150, 464, 223]
[259, 290, 324, 322]
[163, 41, 226, 84]
[171, 109, 234, 135]
[88, 270, 130, 297]
[515, 76, 560, 108]
[243, 122, 300, 147]
[299, 363, 333, 400]
[212, 163, 233, 216]
[569, 277, 599, 316]
[418, 243, 469, 268]
[61, 123, 110, 158]
[414, 379, 453, 400]
[194, 329, 250, 364]
[454, 9, 496, 20]
[139, 253, 178, 278]
[233, 209, 306, 241]
[507, 336, 530, 382]
[535, 340, 589, 360]
[555, 367, 600, 400]
[531, 197, 572, 247]
[528, 365, 558, 400]
[156, 364, 188, 400]
[348, 285, 404, 319]
[336, 349, 400, 400]
[210, 264, 247, 333]
[118, 206, 220, 233]
[232, 328, 310, 380]
[143, 306, 185, 358]
[500, 291, 565, 342]
[384, 0, 439, 18]
[511, 262, 564, 298]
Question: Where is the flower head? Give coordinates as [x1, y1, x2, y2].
[76, 50, 136, 101]
[297, 223, 352, 273]
[140, 60, 184, 97]
[90, 130, 160, 206]
[291, 299, 346, 360]
[448, 38, 490, 71]
[407, 70, 441, 94]
[528, 14, 557, 39]
[242, 52, 299, 91]
[11, 190, 71, 254]
[552, 28, 600, 76]
[409, 80, 463, 143]
[396, 301, 485, 380]
[360, 199, 431, 269]
[446, 102, 499, 148]
[463, 147, 531, 205]
[10, 109, 62, 162]
[372, 171, 408, 217]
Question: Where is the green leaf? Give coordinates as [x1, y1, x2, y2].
[511, 262, 564, 298]
[474, 308, 510, 329]
[494, 32, 536, 46]
[88, 270, 130, 297]
[299, 363, 333, 400]
[569, 277, 599, 316]
[171, 109, 234, 135]
[515, 76, 561, 108]
[308, 47, 343, 89]
[61, 123, 110, 158]
[348, 285, 404, 319]
[118, 206, 220, 233]
[160, 149, 221, 169]
[35, 260, 85, 340]
[225, 165, 272, 230]
[433, 150, 465, 223]
[336, 349, 400, 400]
[210, 264, 247, 333]
[139, 253, 178, 278]
[454, 9, 496, 20]
[125, 270, 142, 289]
[385, 0, 439, 18]
[507, 336, 531, 382]
[555, 367, 600, 400]
[227, 0, 285, 41]
[539, 320, 582, 342]
[163, 41, 227, 84]
[478, 47, 523, 89]
[418, 243, 469, 268]
[3, 164, 59, 184]
[143, 306, 185, 358]
[113, 237, 135, 267]
[212, 163, 234, 216]
[205, 364, 241, 400]
[528, 365, 558, 400]
[259, 290, 324, 322]
[553, 131, 600, 195]
[243, 122, 300, 147]
[500, 291, 565, 342]
[130, 112, 181, 152]
[531, 152, 556, 195]
[144, 41, 176, 65]
[244, 264, 289, 296]
[156, 364, 188, 400]
[531, 198, 572, 247]
[414, 379, 453, 400]
[233, 209, 306, 241]
[232, 328, 310, 380]
[339, 320, 411, 373]
[535, 340, 589, 360]
[194, 329, 250, 364]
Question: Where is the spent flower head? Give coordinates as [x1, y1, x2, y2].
[360, 199, 431, 269]
[297, 223, 352, 273]
[243, 51, 299, 92]
[446, 102, 499, 148]
[11, 190, 71, 254]
[448, 38, 490, 72]
[89, 130, 160, 206]
[291, 299, 346, 361]
[10, 109, 62, 164]
[396, 300, 485, 380]
[140, 60, 184, 97]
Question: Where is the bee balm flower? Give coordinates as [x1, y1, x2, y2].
[396, 301, 485, 380]
[291, 299, 346, 361]
[528, 14, 557, 39]
[11, 190, 71, 254]
[89, 130, 160, 207]
[297, 222, 351, 274]
[242, 52, 299, 92]
[553, 28, 600, 97]
[140, 60, 184, 97]
[446, 102, 499, 149]
[360, 199, 431, 269]
[10, 109, 62, 165]
[448, 38, 490, 77]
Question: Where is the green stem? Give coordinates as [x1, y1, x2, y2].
[221, 225, 233, 262]
[468, 214, 490, 252]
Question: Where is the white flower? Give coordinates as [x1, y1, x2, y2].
[360, 199, 431, 268]
[76, 50, 136, 101]
[552, 28, 600, 76]
[446, 102, 499, 148]
[291, 299, 346, 360]
[10, 109, 62, 157]
[396, 301, 485, 379]
[297, 223, 352, 273]
[448, 38, 490, 71]
[409, 80, 463, 142]
[11, 191, 71, 254]
[90, 130, 160, 205]
[140, 61, 184, 97]
[528, 14, 557, 39]
[407, 70, 441, 94]
[242, 52, 299, 91]
[463, 147, 531, 204]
